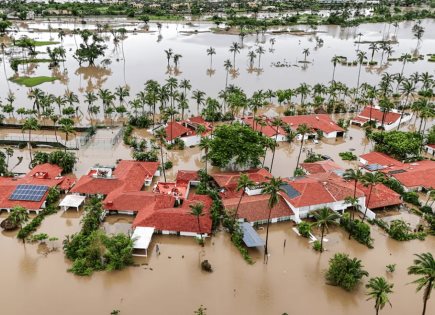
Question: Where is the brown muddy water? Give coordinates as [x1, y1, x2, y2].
[1, 18, 435, 315]
[1, 214, 434, 315]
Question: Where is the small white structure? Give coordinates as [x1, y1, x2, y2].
[132, 227, 155, 257]
[59, 195, 86, 212]
[425, 144, 435, 156]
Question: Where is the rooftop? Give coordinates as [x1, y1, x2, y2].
[281, 114, 344, 134]
[356, 106, 401, 125]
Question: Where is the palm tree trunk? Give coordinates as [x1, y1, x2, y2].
[264, 206, 273, 264]
[235, 191, 245, 218]
[160, 145, 166, 182]
[295, 138, 304, 174]
[28, 130, 32, 163]
[362, 185, 373, 222]
[197, 217, 203, 244]
[270, 133, 279, 172]
[320, 225, 325, 252]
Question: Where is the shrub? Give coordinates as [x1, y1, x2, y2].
[402, 192, 421, 206]
[340, 213, 373, 247]
[325, 253, 369, 291]
[339, 151, 357, 161]
[386, 264, 396, 273]
[163, 161, 173, 170]
[312, 240, 321, 251]
[297, 221, 311, 238]
[132, 150, 158, 162]
[388, 219, 426, 241]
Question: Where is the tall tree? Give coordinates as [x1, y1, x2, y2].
[155, 128, 167, 182]
[408, 252, 435, 315]
[295, 123, 311, 175]
[229, 42, 241, 69]
[361, 172, 384, 222]
[262, 176, 284, 263]
[234, 173, 255, 218]
[366, 277, 394, 315]
[313, 207, 339, 252]
[206, 46, 216, 69]
[190, 202, 205, 244]
[21, 117, 39, 164]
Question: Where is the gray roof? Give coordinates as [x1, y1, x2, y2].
[280, 184, 300, 199]
[241, 222, 265, 248]
[365, 163, 385, 171]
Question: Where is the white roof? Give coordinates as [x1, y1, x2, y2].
[132, 227, 155, 250]
[59, 195, 86, 208]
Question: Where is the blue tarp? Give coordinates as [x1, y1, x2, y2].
[241, 222, 265, 248]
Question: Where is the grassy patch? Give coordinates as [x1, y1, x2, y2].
[15, 39, 60, 47]
[10, 76, 58, 87]
[11, 58, 52, 65]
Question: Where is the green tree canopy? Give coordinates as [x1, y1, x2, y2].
[208, 122, 268, 170]
[371, 130, 422, 160]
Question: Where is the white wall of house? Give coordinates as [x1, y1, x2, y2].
[324, 131, 338, 139]
[245, 187, 263, 196]
[359, 157, 369, 165]
[181, 135, 201, 147]
[425, 145, 435, 156]
[270, 134, 287, 142]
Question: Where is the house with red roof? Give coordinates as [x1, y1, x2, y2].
[241, 116, 288, 142]
[359, 152, 404, 172]
[282, 172, 366, 219]
[424, 144, 435, 156]
[70, 160, 160, 196]
[0, 163, 76, 213]
[154, 170, 200, 201]
[351, 106, 412, 131]
[281, 114, 345, 139]
[300, 160, 343, 175]
[212, 169, 296, 224]
[162, 116, 212, 146]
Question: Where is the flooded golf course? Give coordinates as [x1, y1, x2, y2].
[0, 17, 434, 315]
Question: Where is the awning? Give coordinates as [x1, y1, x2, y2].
[132, 227, 155, 251]
[59, 195, 86, 211]
[241, 222, 265, 248]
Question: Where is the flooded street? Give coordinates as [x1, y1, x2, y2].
[0, 218, 433, 315]
[1, 16, 435, 315]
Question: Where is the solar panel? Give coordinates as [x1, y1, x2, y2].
[9, 184, 49, 202]
[280, 184, 300, 199]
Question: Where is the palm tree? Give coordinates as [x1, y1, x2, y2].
[366, 277, 394, 315]
[192, 90, 206, 115]
[234, 174, 255, 218]
[356, 51, 367, 96]
[331, 55, 341, 82]
[302, 48, 310, 62]
[269, 117, 282, 173]
[229, 42, 241, 69]
[369, 43, 378, 63]
[397, 79, 416, 130]
[262, 176, 284, 263]
[255, 45, 265, 68]
[9, 206, 29, 231]
[408, 252, 435, 315]
[343, 168, 364, 238]
[173, 54, 182, 68]
[400, 53, 412, 76]
[21, 117, 39, 163]
[224, 59, 232, 88]
[206, 46, 216, 69]
[155, 128, 167, 182]
[361, 172, 384, 222]
[248, 50, 257, 69]
[199, 135, 211, 175]
[164, 48, 173, 67]
[295, 123, 311, 175]
[190, 202, 204, 243]
[84, 92, 97, 117]
[60, 122, 76, 153]
[312, 207, 339, 252]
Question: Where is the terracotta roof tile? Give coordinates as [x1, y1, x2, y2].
[356, 106, 401, 125]
[281, 114, 344, 134]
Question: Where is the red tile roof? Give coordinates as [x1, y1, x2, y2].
[300, 161, 343, 174]
[356, 106, 401, 125]
[359, 152, 403, 167]
[222, 194, 293, 222]
[28, 163, 62, 179]
[390, 160, 435, 189]
[357, 183, 402, 209]
[281, 114, 344, 134]
[427, 144, 435, 149]
[242, 117, 287, 138]
[211, 169, 272, 191]
[188, 116, 207, 124]
[165, 122, 192, 141]
[71, 160, 159, 195]
[175, 170, 199, 183]
[284, 173, 364, 208]
[58, 174, 77, 191]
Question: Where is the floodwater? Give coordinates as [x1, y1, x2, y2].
[1, 18, 435, 315]
[2, 19, 435, 123]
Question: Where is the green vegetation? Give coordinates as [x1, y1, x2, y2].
[339, 151, 357, 161]
[208, 122, 268, 169]
[325, 253, 369, 291]
[9, 76, 58, 87]
[297, 221, 311, 238]
[340, 213, 374, 248]
[63, 198, 134, 276]
[388, 219, 426, 241]
[371, 131, 422, 160]
[15, 39, 59, 47]
[31, 151, 77, 174]
[222, 213, 253, 264]
[365, 277, 394, 315]
[17, 205, 58, 240]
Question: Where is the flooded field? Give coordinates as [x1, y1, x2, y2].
[1, 19, 435, 123]
[1, 17, 435, 315]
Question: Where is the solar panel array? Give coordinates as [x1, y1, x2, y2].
[280, 184, 301, 199]
[9, 184, 49, 202]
